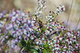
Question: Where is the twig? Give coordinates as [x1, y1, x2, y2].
[66, 0, 74, 27]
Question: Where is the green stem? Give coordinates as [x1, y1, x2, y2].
[66, 0, 74, 27]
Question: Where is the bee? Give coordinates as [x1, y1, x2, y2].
[38, 20, 43, 29]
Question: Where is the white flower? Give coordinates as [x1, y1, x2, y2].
[5, 36, 8, 38]
[49, 44, 51, 45]
[1, 36, 3, 39]
[11, 45, 14, 48]
[35, 46, 39, 50]
[67, 32, 70, 36]
[50, 19, 52, 21]
[42, 37, 44, 40]
[27, 34, 30, 37]
[31, 36, 34, 40]
[36, 41, 39, 44]
[59, 37, 62, 40]
[11, 17, 16, 22]
[52, 49, 54, 51]
[62, 5, 65, 11]
[50, 29, 52, 31]
[24, 29, 27, 34]
[0, 24, 3, 27]
[54, 47, 59, 50]
[32, 21, 35, 24]
[12, 11, 16, 15]
[2, 38, 5, 41]
[19, 36, 21, 39]
[50, 42, 53, 45]
[21, 12, 25, 16]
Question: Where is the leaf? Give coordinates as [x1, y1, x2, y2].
[37, 19, 40, 22]
[34, 29, 37, 31]
[43, 49, 48, 53]
[45, 42, 49, 48]
[50, 52, 53, 53]
[18, 43, 22, 47]
[60, 32, 63, 36]
[6, 33, 10, 36]
[45, 44, 48, 48]
[31, 49, 38, 53]
[41, 27, 47, 31]
[21, 38, 26, 47]
[25, 46, 32, 51]
[1, 33, 4, 36]
[20, 47, 24, 51]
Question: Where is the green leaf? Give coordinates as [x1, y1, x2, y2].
[50, 52, 53, 53]
[41, 27, 47, 31]
[1, 33, 4, 36]
[20, 47, 24, 51]
[60, 32, 63, 36]
[34, 29, 37, 31]
[21, 38, 26, 47]
[45, 44, 48, 48]
[18, 43, 22, 47]
[37, 19, 40, 22]
[43, 49, 47, 53]
[25, 46, 32, 51]
[31, 49, 38, 53]
[44, 42, 49, 50]
[6, 33, 10, 36]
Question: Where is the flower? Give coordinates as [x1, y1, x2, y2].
[0, 0, 79, 53]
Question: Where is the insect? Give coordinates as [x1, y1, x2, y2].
[38, 20, 43, 29]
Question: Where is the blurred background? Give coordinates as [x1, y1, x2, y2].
[0, 0, 80, 30]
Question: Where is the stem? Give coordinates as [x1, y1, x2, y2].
[75, 18, 80, 31]
[66, 0, 74, 27]
[75, 0, 80, 31]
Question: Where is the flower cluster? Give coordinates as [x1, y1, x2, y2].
[46, 5, 66, 34]
[0, 0, 80, 53]
[35, 0, 47, 17]
[56, 5, 65, 15]
[0, 9, 41, 46]
[51, 31, 80, 53]
[45, 5, 79, 53]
